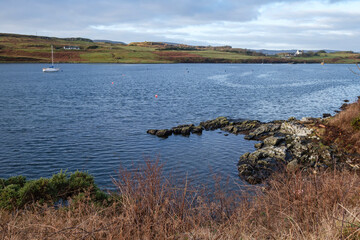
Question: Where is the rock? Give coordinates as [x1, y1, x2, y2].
[172, 124, 194, 135]
[248, 151, 265, 162]
[238, 155, 284, 184]
[233, 120, 261, 132]
[191, 126, 203, 134]
[147, 129, 158, 135]
[222, 125, 234, 133]
[180, 127, 191, 136]
[238, 135, 300, 184]
[259, 146, 288, 160]
[237, 164, 254, 178]
[287, 160, 300, 172]
[263, 136, 284, 146]
[245, 123, 281, 140]
[300, 117, 318, 123]
[172, 128, 182, 135]
[340, 103, 348, 110]
[254, 142, 263, 149]
[239, 152, 250, 161]
[200, 116, 229, 130]
[322, 113, 331, 118]
[288, 117, 297, 121]
[155, 129, 172, 138]
[344, 99, 349, 102]
[280, 122, 312, 136]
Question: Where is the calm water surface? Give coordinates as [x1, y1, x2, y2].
[0, 63, 359, 188]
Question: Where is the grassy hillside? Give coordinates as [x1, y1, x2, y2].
[0, 33, 359, 64]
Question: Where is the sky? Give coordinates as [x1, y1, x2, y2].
[1, 0, 360, 50]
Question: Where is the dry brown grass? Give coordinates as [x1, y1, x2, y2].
[324, 99, 360, 154]
[0, 161, 359, 239]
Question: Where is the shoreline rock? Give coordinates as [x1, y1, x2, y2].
[237, 119, 340, 184]
[147, 116, 345, 184]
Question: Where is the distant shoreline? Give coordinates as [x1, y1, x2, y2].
[1, 33, 359, 64]
[0, 62, 356, 65]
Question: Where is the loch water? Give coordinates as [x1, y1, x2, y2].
[0, 63, 359, 189]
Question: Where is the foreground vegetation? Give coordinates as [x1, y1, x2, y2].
[0, 171, 109, 211]
[323, 98, 360, 155]
[0, 161, 359, 239]
[1, 33, 360, 64]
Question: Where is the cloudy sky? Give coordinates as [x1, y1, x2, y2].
[1, 0, 360, 50]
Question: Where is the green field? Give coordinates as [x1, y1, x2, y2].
[0, 33, 359, 64]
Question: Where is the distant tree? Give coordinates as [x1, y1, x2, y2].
[87, 45, 99, 49]
[302, 51, 319, 57]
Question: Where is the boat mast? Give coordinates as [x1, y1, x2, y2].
[51, 45, 54, 66]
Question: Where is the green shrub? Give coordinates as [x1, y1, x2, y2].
[87, 45, 99, 49]
[4, 175, 26, 187]
[0, 171, 108, 210]
[68, 171, 108, 203]
[0, 179, 4, 190]
[49, 170, 69, 198]
[0, 184, 21, 210]
[18, 178, 51, 206]
[68, 171, 95, 193]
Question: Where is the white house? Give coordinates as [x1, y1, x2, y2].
[63, 46, 80, 50]
[294, 50, 304, 56]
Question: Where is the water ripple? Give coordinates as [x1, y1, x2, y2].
[0, 63, 358, 189]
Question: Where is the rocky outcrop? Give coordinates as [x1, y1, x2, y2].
[146, 129, 173, 138]
[280, 121, 313, 136]
[147, 123, 204, 138]
[147, 116, 340, 184]
[172, 124, 195, 135]
[237, 120, 338, 184]
[148, 117, 265, 139]
[147, 117, 261, 138]
[200, 117, 229, 130]
[244, 122, 282, 140]
[221, 120, 261, 134]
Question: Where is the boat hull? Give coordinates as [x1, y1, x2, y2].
[43, 67, 60, 72]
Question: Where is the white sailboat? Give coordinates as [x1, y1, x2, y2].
[43, 45, 60, 72]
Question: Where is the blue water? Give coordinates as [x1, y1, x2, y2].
[0, 63, 359, 189]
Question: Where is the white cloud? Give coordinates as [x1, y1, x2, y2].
[1, 0, 360, 50]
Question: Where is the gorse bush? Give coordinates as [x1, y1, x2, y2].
[0, 184, 20, 210]
[0, 170, 108, 210]
[18, 178, 51, 206]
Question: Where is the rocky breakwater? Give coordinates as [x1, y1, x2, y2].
[147, 123, 203, 138]
[146, 117, 231, 138]
[147, 117, 339, 184]
[147, 117, 261, 138]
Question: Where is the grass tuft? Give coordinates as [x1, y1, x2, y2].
[323, 99, 360, 154]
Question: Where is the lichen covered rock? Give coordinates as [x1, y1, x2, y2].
[155, 129, 173, 138]
[238, 119, 338, 184]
